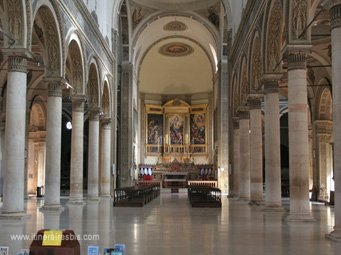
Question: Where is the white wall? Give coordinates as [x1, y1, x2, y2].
[228, 0, 248, 40]
[83, 0, 115, 47]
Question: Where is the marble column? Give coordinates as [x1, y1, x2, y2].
[263, 76, 282, 209]
[238, 107, 250, 200]
[87, 108, 100, 199]
[218, 62, 230, 194]
[1, 53, 28, 218]
[100, 118, 112, 197]
[248, 95, 263, 205]
[232, 117, 240, 197]
[69, 95, 86, 204]
[42, 77, 63, 210]
[119, 63, 133, 187]
[42, 209, 63, 230]
[317, 133, 332, 201]
[286, 47, 314, 222]
[327, 1, 341, 240]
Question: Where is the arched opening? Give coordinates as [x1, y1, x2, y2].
[62, 38, 87, 196]
[280, 112, 289, 197]
[27, 102, 46, 196]
[27, 4, 63, 197]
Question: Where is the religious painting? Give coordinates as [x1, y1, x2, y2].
[190, 113, 206, 145]
[169, 114, 184, 145]
[147, 114, 163, 145]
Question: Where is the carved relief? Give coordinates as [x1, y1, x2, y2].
[88, 69, 98, 108]
[69, 42, 83, 94]
[40, 7, 60, 76]
[132, 7, 143, 26]
[241, 62, 248, 104]
[267, 0, 282, 72]
[102, 87, 110, 117]
[164, 21, 187, 31]
[292, 0, 308, 40]
[251, 37, 261, 90]
[208, 6, 219, 27]
[7, 0, 23, 45]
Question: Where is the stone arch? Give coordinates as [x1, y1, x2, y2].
[29, 97, 47, 131]
[318, 87, 333, 121]
[65, 35, 85, 95]
[264, 0, 284, 73]
[87, 60, 100, 108]
[239, 56, 248, 105]
[249, 30, 262, 91]
[231, 72, 239, 115]
[27, 96, 47, 195]
[102, 81, 111, 118]
[32, 3, 63, 77]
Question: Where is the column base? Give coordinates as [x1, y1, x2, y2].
[326, 229, 341, 242]
[286, 213, 315, 222]
[249, 200, 264, 206]
[0, 212, 29, 220]
[238, 197, 250, 202]
[40, 204, 64, 212]
[263, 205, 286, 212]
[67, 199, 86, 206]
[100, 194, 112, 199]
[87, 196, 100, 201]
[227, 194, 239, 198]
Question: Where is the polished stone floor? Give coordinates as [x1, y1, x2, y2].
[0, 191, 340, 255]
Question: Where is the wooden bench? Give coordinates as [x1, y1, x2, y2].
[188, 186, 222, 208]
[113, 184, 160, 207]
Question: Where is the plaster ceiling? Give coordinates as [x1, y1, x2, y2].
[131, 0, 219, 10]
[139, 38, 213, 95]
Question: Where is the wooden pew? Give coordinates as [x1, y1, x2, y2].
[188, 185, 222, 208]
[113, 184, 160, 207]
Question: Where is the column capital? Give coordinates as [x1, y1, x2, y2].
[315, 120, 333, 134]
[44, 77, 65, 98]
[237, 106, 250, 120]
[2, 48, 33, 73]
[101, 117, 112, 126]
[317, 133, 332, 143]
[72, 94, 87, 112]
[286, 45, 311, 71]
[232, 117, 240, 129]
[331, 3, 341, 29]
[247, 94, 263, 110]
[89, 107, 102, 121]
[261, 74, 282, 94]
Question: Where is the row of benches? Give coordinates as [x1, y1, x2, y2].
[113, 183, 160, 207]
[188, 186, 222, 208]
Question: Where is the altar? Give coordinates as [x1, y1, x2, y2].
[138, 161, 215, 189]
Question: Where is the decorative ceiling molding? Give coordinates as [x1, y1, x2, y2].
[159, 42, 194, 57]
[163, 21, 188, 31]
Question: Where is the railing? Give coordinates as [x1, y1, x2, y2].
[137, 180, 162, 188]
[145, 144, 208, 154]
[188, 180, 218, 188]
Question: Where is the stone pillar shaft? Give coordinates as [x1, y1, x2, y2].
[232, 118, 240, 197]
[69, 95, 85, 203]
[239, 109, 250, 200]
[100, 118, 111, 197]
[248, 96, 263, 204]
[43, 78, 63, 208]
[328, 2, 341, 239]
[287, 48, 313, 221]
[2, 55, 27, 216]
[264, 78, 282, 208]
[87, 109, 100, 199]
